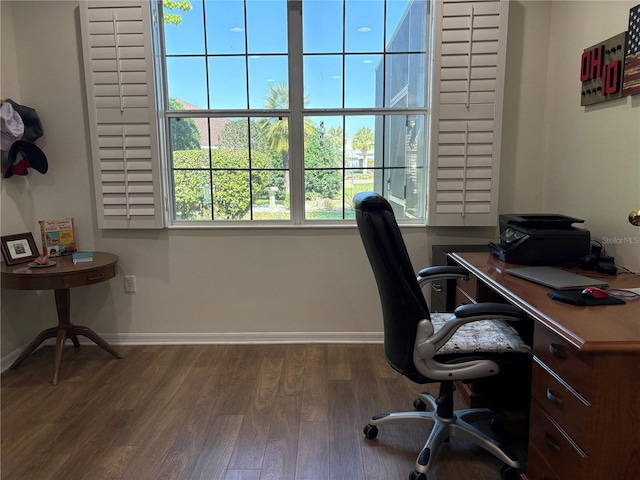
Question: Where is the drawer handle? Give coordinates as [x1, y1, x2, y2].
[546, 388, 564, 407]
[432, 284, 443, 293]
[548, 343, 566, 359]
[87, 274, 105, 281]
[544, 434, 561, 453]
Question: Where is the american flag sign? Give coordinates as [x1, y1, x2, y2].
[622, 4, 640, 96]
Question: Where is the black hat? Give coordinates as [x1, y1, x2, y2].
[4, 140, 48, 178]
[6, 99, 43, 143]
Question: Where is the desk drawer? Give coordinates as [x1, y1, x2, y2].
[529, 400, 588, 480]
[454, 286, 475, 307]
[526, 442, 561, 480]
[61, 264, 117, 289]
[531, 359, 593, 452]
[533, 323, 595, 401]
[456, 274, 478, 299]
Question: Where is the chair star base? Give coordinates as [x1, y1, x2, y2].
[363, 383, 521, 480]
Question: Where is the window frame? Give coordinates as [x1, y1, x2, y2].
[156, 0, 433, 228]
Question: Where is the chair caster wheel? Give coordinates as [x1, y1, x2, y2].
[409, 470, 427, 480]
[363, 424, 378, 439]
[500, 464, 519, 480]
[413, 398, 426, 411]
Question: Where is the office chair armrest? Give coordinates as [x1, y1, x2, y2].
[413, 318, 501, 380]
[454, 302, 522, 319]
[416, 266, 468, 287]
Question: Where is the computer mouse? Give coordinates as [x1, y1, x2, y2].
[582, 287, 610, 299]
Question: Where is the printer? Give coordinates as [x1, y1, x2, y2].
[489, 214, 591, 265]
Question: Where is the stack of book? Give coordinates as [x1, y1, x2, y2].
[72, 251, 94, 264]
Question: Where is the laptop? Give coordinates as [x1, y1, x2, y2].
[506, 266, 609, 290]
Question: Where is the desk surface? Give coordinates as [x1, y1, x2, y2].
[450, 252, 640, 352]
[1, 252, 118, 291]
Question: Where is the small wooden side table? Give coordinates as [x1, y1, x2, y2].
[1, 252, 122, 385]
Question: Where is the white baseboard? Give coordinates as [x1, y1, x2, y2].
[1, 332, 383, 373]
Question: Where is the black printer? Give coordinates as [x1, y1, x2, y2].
[489, 214, 591, 265]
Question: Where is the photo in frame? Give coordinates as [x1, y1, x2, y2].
[1, 232, 40, 265]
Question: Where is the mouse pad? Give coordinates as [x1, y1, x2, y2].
[547, 289, 626, 306]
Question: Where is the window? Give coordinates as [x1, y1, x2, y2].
[161, 0, 430, 224]
[80, 0, 508, 229]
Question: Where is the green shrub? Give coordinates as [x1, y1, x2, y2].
[304, 130, 341, 200]
[172, 149, 274, 220]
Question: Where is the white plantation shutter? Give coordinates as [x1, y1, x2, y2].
[80, 0, 164, 229]
[428, 0, 509, 226]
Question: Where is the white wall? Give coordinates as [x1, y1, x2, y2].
[2, 1, 638, 359]
[499, 0, 551, 212]
[0, 1, 20, 107]
[500, 1, 640, 268]
[0, 1, 498, 357]
[541, 1, 640, 270]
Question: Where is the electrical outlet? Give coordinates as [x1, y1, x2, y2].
[124, 275, 137, 293]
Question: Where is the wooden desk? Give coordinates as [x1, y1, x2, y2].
[1, 252, 122, 385]
[449, 252, 640, 480]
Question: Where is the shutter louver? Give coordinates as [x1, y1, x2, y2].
[428, 0, 508, 226]
[80, 0, 163, 229]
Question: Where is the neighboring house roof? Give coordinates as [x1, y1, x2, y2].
[174, 99, 230, 148]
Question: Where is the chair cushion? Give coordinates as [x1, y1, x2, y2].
[430, 312, 531, 355]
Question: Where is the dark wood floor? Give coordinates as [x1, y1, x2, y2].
[1, 344, 527, 480]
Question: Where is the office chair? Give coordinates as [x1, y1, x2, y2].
[354, 192, 531, 480]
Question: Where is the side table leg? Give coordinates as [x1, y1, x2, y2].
[52, 288, 72, 385]
[52, 327, 68, 386]
[73, 326, 123, 359]
[10, 327, 58, 369]
[49, 288, 122, 384]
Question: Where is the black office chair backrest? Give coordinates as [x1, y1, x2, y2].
[354, 192, 431, 383]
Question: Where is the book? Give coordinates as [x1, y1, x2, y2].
[39, 218, 77, 257]
[72, 251, 94, 264]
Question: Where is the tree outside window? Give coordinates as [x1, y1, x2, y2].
[163, 0, 429, 224]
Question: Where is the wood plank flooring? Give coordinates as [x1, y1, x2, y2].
[1, 344, 527, 480]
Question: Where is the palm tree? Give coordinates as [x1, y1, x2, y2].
[327, 126, 343, 148]
[259, 83, 290, 193]
[327, 126, 344, 159]
[352, 127, 374, 172]
[259, 82, 315, 194]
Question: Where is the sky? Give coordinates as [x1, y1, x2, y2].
[162, 0, 421, 140]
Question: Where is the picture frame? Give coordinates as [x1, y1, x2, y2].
[1, 232, 40, 266]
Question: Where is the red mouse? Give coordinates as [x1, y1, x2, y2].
[582, 287, 610, 299]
